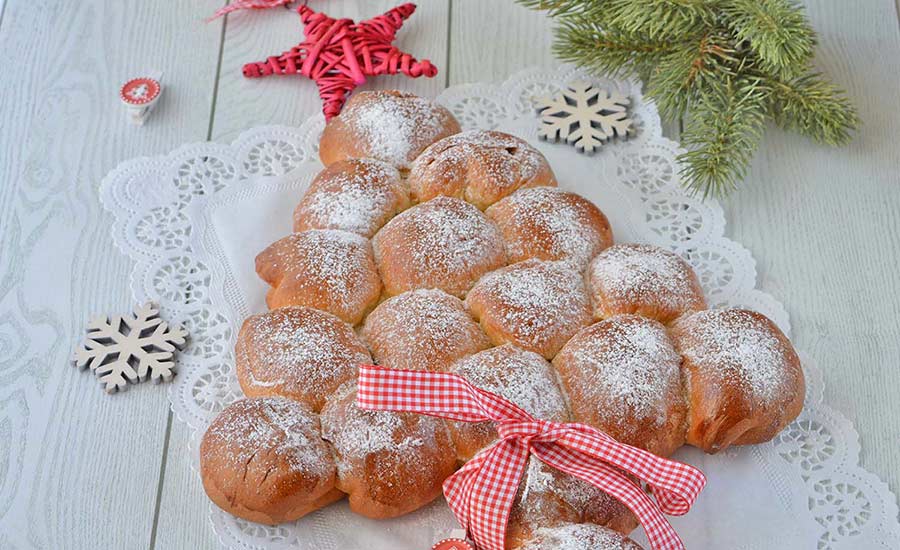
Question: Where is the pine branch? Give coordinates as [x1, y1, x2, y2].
[767, 72, 859, 145]
[678, 76, 768, 197]
[519, 0, 859, 197]
[606, 0, 720, 40]
[554, 20, 676, 80]
[516, 0, 605, 17]
[721, 0, 815, 79]
[646, 32, 740, 119]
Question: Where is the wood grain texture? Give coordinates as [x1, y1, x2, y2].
[0, 0, 224, 549]
[1, 1, 898, 549]
[722, 0, 900, 500]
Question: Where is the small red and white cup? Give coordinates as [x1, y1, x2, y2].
[432, 530, 474, 550]
[120, 71, 163, 125]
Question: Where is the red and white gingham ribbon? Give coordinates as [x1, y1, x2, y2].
[357, 364, 706, 550]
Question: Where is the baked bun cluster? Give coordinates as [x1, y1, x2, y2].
[319, 90, 460, 170]
[201, 90, 805, 546]
[408, 130, 557, 210]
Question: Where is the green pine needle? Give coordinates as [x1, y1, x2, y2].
[520, 0, 858, 197]
[516, 0, 596, 17]
[553, 21, 675, 80]
[768, 73, 860, 145]
[678, 77, 768, 197]
[606, 0, 719, 41]
[722, 0, 816, 79]
[646, 32, 740, 119]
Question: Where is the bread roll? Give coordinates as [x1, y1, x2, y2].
[670, 308, 805, 453]
[372, 196, 507, 298]
[511, 522, 644, 550]
[507, 457, 638, 547]
[235, 306, 370, 412]
[200, 397, 342, 525]
[588, 244, 706, 323]
[319, 382, 457, 518]
[447, 344, 569, 461]
[485, 187, 613, 270]
[293, 158, 409, 238]
[553, 315, 687, 457]
[407, 130, 557, 210]
[255, 229, 381, 325]
[466, 259, 592, 359]
[362, 288, 490, 373]
[319, 90, 460, 170]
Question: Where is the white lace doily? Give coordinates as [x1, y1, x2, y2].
[99, 66, 900, 550]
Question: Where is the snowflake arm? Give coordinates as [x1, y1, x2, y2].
[72, 302, 188, 393]
[536, 80, 635, 154]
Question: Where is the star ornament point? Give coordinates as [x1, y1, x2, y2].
[242, 3, 438, 120]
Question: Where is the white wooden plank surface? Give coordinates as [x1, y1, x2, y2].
[722, 0, 900, 500]
[0, 0, 224, 549]
[0, 1, 898, 549]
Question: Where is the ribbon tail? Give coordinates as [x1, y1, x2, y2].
[443, 453, 486, 534]
[558, 426, 706, 515]
[444, 440, 530, 550]
[533, 444, 686, 550]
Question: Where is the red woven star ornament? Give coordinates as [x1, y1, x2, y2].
[241, 3, 438, 120]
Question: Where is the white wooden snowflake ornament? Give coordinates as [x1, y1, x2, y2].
[72, 302, 188, 393]
[535, 80, 634, 154]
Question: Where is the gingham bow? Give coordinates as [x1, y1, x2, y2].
[357, 364, 706, 550]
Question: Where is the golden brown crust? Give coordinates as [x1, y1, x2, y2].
[552, 315, 687, 457]
[200, 397, 341, 525]
[465, 260, 592, 359]
[587, 244, 706, 323]
[485, 187, 613, 270]
[293, 158, 410, 238]
[670, 308, 805, 453]
[506, 458, 639, 548]
[510, 522, 644, 550]
[319, 90, 461, 170]
[447, 344, 569, 461]
[319, 383, 458, 519]
[255, 229, 381, 325]
[235, 307, 370, 412]
[407, 130, 557, 210]
[372, 196, 507, 298]
[362, 288, 491, 373]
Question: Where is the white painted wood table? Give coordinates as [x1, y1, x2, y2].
[0, 1, 898, 548]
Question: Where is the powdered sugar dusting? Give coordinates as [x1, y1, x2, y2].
[341, 92, 456, 169]
[450, 344, 567, 421]
[588, 244, 704, 316]
[262, 229, 380, 323]
[466, 260, 591, 357]
[320, 382, 445, 481]
[237, 307, 369, 410]
[521, 523, 641, 550]
[676, 309, 794, 402]
[374, 196, 506, 297]
[556, 316, 681, 432]
[409, 130, 553, 207]
[362, 288, 489, 372]
[295, 159, 405, 238]
[517, 456, 613, 521]
[487, 187, 612, 270]
[203, 397, 333, 479]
